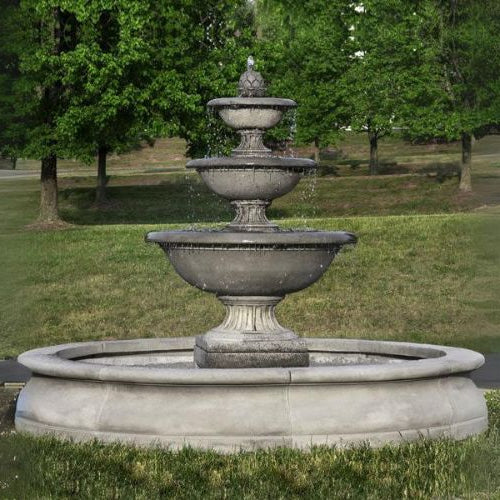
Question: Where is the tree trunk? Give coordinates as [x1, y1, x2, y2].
[37, 8, 61, 223]
[459, 132, 472, 192]
[313, 137, 320, 164]
[369, 132, 378, 175]
[10, 157, 16, 170]
[96, 146, 108, 204]
[39, 154, 59, 222]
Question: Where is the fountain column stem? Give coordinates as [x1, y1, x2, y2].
[218, 296, 289, 334]
[233, 129, 272, 156]
[227, 200, 278, 232]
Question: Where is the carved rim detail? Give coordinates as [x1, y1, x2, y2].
[161, 243, 342, 252]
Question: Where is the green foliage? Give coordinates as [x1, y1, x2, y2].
[0, 0, 28, 160]
[338, 1, 435, 141]
[55, 1, 155, 162]
[162, 1, 255, 158]
[59, 1, 255, 161]
[440, 0, 500, 139]
[403, 0, 500, 141]
[53, 1, 256, 162]
[255, 0, 349, 148]
[1, 1, 254, 164]
[10, 2, 70, 161]
[255, 0, 500, 167]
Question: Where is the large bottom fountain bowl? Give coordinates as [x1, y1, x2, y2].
[15, 337, 487, 451]
[146, 230, 356, 296]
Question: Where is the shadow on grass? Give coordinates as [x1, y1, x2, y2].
[59, 181, 233, 225]
[419, 162, 461, 182]
[56, 169, 482, 226]
[324, 159, 462, 178]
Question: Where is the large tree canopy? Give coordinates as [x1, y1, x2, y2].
[57, 0, 254, 203]
[1, 0, 253, 219]
[159, 1, 255, 159]
[56, 1, 157, 204]
[2, 0, 497, 213]
[254, 0, 500, 189]
[13, 2, 74, 222]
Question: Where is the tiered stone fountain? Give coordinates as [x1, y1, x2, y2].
[148, 58, 355, 370]
[15, 60, 487, 450]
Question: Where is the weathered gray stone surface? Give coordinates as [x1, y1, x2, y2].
[193, 296, 309, 368]
[194, 343, 309, 369]
[198, 168, 302, 201]
[15, 337, 488, 451]
[145, 231, 355, 298]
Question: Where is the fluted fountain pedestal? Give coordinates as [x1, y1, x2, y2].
[227, 200, 278, 232]
[194, 296, 308, 368]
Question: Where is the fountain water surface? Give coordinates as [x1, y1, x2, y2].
[15, 60, 487, 450]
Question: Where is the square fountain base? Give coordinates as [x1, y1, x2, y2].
[194, 335, 309, 369]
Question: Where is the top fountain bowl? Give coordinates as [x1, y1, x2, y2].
[208, 97, 296, 130]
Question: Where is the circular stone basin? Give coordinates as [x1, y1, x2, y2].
[187, 157, 316, 201]
[146, 230, 356, 296]
[15, 337, 487, 451]
[208, 97, 296, 130]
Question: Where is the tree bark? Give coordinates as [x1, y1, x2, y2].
[37, 8, 61, 223]
[39, 154, 59, 221]
[459, 132, 472, 192]
[96, 146, 108, 204]
[369, 132, 378, 175]
[313, 137, 320, 164]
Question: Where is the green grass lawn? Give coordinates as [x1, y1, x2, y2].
[55, 171, 482, 226]
[1, 212, 499, 356]
[1, 151, 500, 357]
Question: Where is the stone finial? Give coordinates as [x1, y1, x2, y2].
[238, 56, 266, 97]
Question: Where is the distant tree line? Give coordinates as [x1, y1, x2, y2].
[0, 0, 498, 223]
